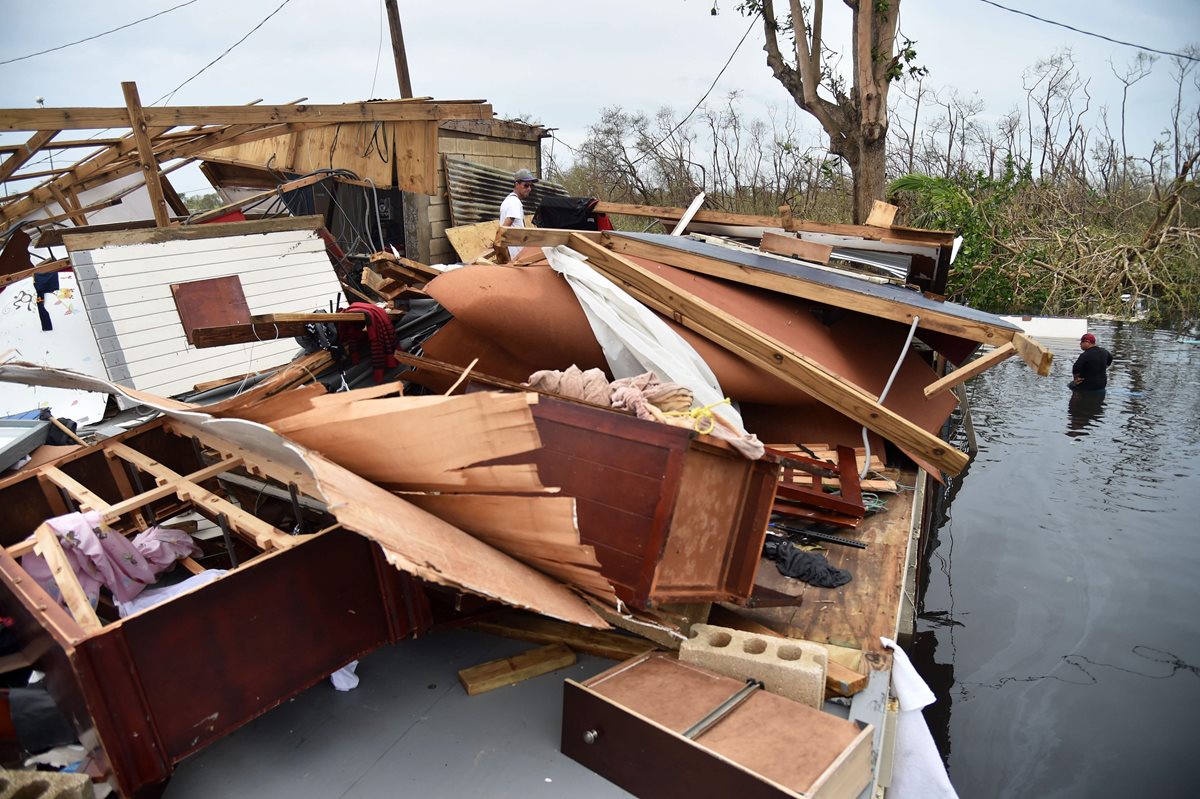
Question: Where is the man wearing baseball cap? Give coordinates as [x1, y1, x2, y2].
[1070, 332, 1113, 391]
[499, 168, 538, 259]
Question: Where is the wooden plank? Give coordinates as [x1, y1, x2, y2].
[565, 234, 970, 476]
[494, 227, 602, 249]
[468, 612, 654, 660]
[0, 129, 59, 182]
[457, 643, 576, 696]
[445, 219, 501, 262]
[1012, 332, 1054, 376]
[923, 341, 1017, 398]
[47, 184, 87, 227]
[0, 101, 494, 131]
[61, 214, 324, 252]
[602, 232, 1015, 347]
[759, 231, 833, 264]
[185, 172, 329, 224]
[121, 82, 170, 227]
[864, 200, 898, 228]
[40, 466, 111, 512]
[592, 201, 955, 246]
[33, 523, 102, 634]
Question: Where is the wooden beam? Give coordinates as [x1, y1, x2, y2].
[121, 82, 171, 227]
[0, 101, 493, 132]
[457, 643, 576, 696]
[924, 342, 1017, 398]
[600, 232, 1016, 346]
[384, 0, 414, 98]
[759, 231, 833, 264]
[190, 312, 370, 349]
[467, 611, 654, 660]
[0, 130, 59, 183]
[24, 197, 122, 228]
[106, 443, 297, 551]
[591, 201, 955, 246]
[1012, 332, 1054, 376]
[566, 233, 970, 475]
[47, 184, 88, 227]
[0, 258, 68, 291]
[40, 465, 111, 512]
[33, 523, 102, 634]
[101, 456, 243, 524]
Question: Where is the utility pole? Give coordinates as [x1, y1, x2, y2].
[384, 0, 413, 98]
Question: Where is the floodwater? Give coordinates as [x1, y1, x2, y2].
[912, 321, 1200, 798]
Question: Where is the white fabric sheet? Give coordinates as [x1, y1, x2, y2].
[881, 636, 959, 799]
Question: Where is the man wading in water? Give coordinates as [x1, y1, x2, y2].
[1070, 333, 1113, 392]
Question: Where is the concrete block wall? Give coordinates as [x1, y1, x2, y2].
[426, 132, 539, 263]
[680, 623, 828, 708]
[0, 770, 91, 799]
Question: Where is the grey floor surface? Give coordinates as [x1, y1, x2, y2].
[164, 628, 633, 798]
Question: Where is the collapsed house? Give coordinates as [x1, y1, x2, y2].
[0, 87, 1052, 798]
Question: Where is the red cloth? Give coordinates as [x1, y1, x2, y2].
[338, 302, 397, 382]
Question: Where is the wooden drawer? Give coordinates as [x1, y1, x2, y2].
[562, 653, 872, 799]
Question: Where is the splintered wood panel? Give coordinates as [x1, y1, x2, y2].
[742, 473, 917, 652]
[68, 228, 344, 398]
[171, 275, 251, 345]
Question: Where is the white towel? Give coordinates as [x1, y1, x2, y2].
[881, 636, 959, 799]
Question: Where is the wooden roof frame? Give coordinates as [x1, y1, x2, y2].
[0, 82, 493, 231]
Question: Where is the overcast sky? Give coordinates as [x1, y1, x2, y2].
[1, 0, 1197, 195]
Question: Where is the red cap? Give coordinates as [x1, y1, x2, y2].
[1081, 333, 1096, 344]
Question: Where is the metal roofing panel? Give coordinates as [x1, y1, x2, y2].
[443, 157, 567, 226]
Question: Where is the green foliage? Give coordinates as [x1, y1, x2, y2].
[183, 192, 223, 213]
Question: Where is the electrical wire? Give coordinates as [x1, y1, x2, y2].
[861, 315, 921, 479]
[629, 10, 761, 167]
[369, 0, 385, 99]
[974, 0, 1199, 62]
[153, 0, 296, 105]
[0, 0, 201, 66]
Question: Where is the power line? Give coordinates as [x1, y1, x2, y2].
[0, 0, 201, 66]
[975, 0, 1199, 62]
[630, 11, 761, 166]
[154, 0, 296, 105]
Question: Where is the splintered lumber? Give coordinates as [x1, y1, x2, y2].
[457, 643, 576, 696]
[370, 251, 442, 283]
[33, 523, 102, 634]
[759, 231, 833, 264]
[924, 341, 1017, 398]
[1012, 332, 1054, 376]
[468, 611, 656, 660]
[565, 233, 970, 476]
[445, 219, 503, 262]
[40, 466, 111, 512]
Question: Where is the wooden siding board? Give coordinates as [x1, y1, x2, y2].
[69, 229, 343, 397]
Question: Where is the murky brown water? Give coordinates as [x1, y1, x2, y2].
[913, 321, 1200, 798]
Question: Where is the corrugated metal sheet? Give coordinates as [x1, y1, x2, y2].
[70, 229, 345, 399]
[443, 156, 568, 227]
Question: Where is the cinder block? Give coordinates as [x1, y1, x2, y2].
[680, 623, 827, 708]
[0, 769, 92, 799]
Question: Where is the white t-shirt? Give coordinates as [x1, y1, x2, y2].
[499, 192, 525, 258]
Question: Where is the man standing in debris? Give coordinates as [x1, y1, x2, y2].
[1070, 333, 1113, 391]
[499, 168, 537, 259]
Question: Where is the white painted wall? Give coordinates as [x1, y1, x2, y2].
[69, 228, 344, 400]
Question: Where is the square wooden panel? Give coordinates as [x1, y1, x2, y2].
[171, 275, 251, 345]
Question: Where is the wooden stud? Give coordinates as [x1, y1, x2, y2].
[121, 82, 170, 227]
[47, 184, 88, 227]
[457, 643, 577, 696]
[33, 523, 102, 634]
[101, 457, 243, 524]
[566, 233, 970, 476]
[185, 172, 329, 225]
[923, 342, 1017, 398]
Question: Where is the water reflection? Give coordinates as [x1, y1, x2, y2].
[1066, 389, 1105, 436]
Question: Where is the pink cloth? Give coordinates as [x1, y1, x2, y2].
[22, 511, 201, 608]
